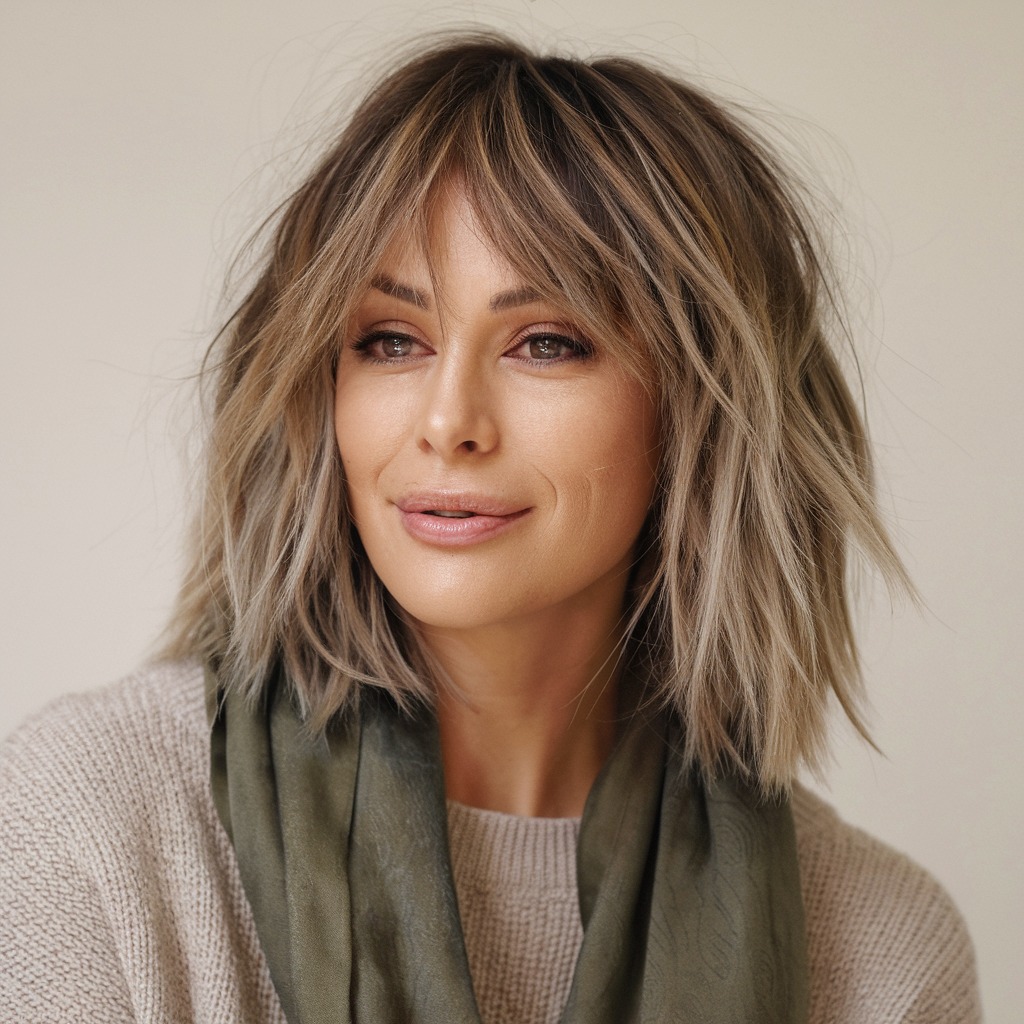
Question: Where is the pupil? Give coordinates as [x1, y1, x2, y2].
[532, 337, 559, 359]
[386, 337, 407, 357]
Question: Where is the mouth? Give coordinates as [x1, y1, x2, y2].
[397, 493, 527, 517]
[396, 493, 530, 545]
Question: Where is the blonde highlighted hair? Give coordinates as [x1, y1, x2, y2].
[165, 33, 907, 790]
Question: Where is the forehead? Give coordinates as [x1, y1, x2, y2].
[376, 188, 516, 278]
[365, 187, 559, 313]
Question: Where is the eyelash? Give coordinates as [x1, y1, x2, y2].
[350, 330, 424, 364]
[513, 331, 594, 365]
[350, 328, 594, 366]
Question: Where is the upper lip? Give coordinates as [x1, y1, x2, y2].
[396, 491, 529, 516]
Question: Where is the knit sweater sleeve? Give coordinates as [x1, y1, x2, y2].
[793, 786, 982, 1023]
[0, 664, 286, 1024]
[1, 695, 137, 1022]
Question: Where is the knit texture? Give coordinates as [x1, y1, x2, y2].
[0, 661, 982, 1023]
[447, 801, 582, 1024]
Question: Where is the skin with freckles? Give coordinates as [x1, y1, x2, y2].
[334, 188, 659, 816]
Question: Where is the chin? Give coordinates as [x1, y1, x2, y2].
[389, 588, 530, 633]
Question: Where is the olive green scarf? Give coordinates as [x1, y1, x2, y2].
[207, 666, 807, 1023]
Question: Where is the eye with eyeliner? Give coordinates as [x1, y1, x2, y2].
[350, 329, 428, 364]
[507, 328, 595, 365]
[349, 324, 595, 366]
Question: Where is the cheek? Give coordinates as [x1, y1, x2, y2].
[556, 380, 659, 549]
[594, 377, 658, 484]
[333, 390, 361, 489]
[333, 378, 405, 493]
[334, 391, 386, 535]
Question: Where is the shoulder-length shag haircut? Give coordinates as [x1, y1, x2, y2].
[166, 32, 907, 791]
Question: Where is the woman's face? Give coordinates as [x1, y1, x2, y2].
[334, 189, 659, 635]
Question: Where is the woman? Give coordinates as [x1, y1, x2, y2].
[0, 33, 980, 1023]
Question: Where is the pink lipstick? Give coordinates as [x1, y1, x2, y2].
[396, 493, 529, 547]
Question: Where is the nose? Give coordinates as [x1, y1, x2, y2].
[416, 353, 499, 458]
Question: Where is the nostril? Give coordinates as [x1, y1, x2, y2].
[461, 440, 478, 453]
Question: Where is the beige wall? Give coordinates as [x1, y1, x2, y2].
[3, 1, 1020, 1015]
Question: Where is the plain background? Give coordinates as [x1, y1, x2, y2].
[2, 0, 1020, 1017]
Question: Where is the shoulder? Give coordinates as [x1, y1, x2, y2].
[792, 784, 982, 1023]
[1, 659, 208, 814]
[1, 659, 212, 878]
[1, 661, 283, 1022]
[2, 657, 207, 751]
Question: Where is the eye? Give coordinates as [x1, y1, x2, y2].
[376, 335, 414, 358]
[351, 330, 426, 363]
[511, 330, 593, 364]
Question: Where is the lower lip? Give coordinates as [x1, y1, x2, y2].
[399, 509, 529, 547]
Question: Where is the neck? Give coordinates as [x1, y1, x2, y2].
[418, 603, 628, 818]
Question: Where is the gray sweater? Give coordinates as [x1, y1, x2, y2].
[0, 661, 981, 1022]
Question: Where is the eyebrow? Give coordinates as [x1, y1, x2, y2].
[488, 285, 543, 312]
[369, 275, 544, 314]
[370, 275, 430, 309]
